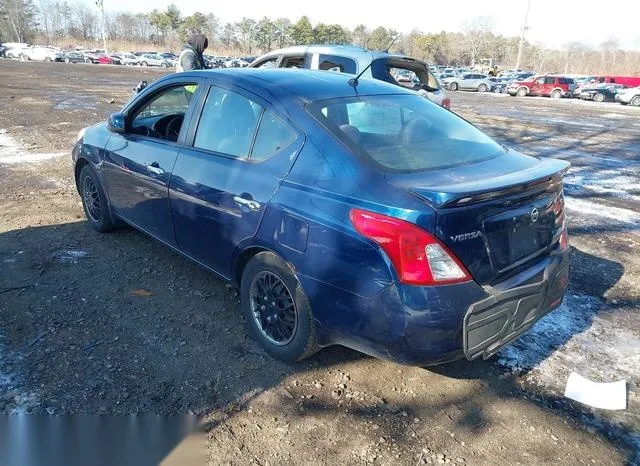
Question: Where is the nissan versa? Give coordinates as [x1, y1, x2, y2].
[72, 69, 570, 365]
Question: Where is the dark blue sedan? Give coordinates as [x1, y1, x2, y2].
[72, 69, 570, 365]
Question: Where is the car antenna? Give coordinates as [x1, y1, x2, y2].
[348, 62, 373, 88]
[384, 34, 400, 53]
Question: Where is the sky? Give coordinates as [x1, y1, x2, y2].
[103, 0, 640, 50]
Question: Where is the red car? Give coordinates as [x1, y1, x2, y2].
[508, 75, 576, 98]
[83, 51, 116, 65]
[593, 75, 640, 88]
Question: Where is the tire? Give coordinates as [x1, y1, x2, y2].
[550, 89, 562, 99]
[516, 87, 527, 97]
[85, 58, 91, 63]
[593, 93, 604, 103]
[78, 164, 115, 233]
[240, 252, 319, 363]
[64, 57, 70, 63]
[630, 95, 640, 106]
[141, 61, 148, 67]
[478, 83, 488, 92]
[449, 82, 458, 91]
[20, 54, 28, 61]
[45, 57, 51, 62]
[160, 62, 167, 68]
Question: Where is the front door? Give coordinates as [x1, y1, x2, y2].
[169, 84, 303, 277]
[103, 81, 202, 245]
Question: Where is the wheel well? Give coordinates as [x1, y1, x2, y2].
[74, 158, 89, 192]
[234, 247, 269, 287]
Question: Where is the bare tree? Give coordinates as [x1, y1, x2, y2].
[73, 2, 95, 41]
[461, 16, 495, 66]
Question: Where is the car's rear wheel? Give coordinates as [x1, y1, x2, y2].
[85, 58, 91, 63]
[593, 93, 604, 103]
[161, 62, 167, 68]
[64, 57, 70, 63]
[516, 87, 527, 97]
[20, 54, 28, 61]
[241, 252, 318, 363]
[478, 83, 488, 92]
[141, 61, 148, 67]
[550, 89, 562, 99]
[448, 82, 458, 91]
[630, 95, 640, 106]
[79, 165, 115, 233]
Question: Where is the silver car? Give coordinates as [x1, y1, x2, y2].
[250, 45, 450, 109]
[444, 73, 493, 92]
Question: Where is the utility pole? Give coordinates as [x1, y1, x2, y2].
[95, 0, 107, 54]
[515, 0, 532, 70]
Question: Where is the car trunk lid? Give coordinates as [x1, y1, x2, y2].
[387, 153, 570, 285]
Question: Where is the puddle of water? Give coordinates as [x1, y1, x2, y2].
[0, 132, 66, 165]
[54, 249, 88, 264]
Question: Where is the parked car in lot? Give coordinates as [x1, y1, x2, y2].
[83, 51, 116, 64]
[139, 53, 171, 67]
[444, 73, 494, 92]
[4, 42, 30, 59]
[593, 75, 640, 88]
[615, 86, 640, 106]
[508, 75, 576, 98]
[579, 83, 624, 102]
[488, 77, 511, 93]
[72, 68, 570, 365]
[250, 44, 450, 109]
[112, 53, 140, 66]
[20, 45, 64, 62]
[62, 51, 86, 63]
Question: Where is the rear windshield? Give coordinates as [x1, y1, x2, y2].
[307, 94, 505, 172]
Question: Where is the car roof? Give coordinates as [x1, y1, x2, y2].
[164, 68, 410, 103]
[252, 44, 428, 66]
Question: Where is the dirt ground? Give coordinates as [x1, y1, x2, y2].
[1, 60, 639, 465]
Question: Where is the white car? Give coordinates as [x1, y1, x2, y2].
[114, 53, 140, 66]
[22, 46, 64, 62]
[615, 86, 640, 106]
[4, 43, 30, 59]
[138, 54, 171, 68]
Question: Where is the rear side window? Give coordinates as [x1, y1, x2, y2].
[194, 88, 259, 158]
[251, 111, 298, 161]
[318, 54, 357, 74]
[308, 94, 505, 172]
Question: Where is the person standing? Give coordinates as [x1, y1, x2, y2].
[176, 34, 209, 72]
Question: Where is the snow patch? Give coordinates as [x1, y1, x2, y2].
[564, 167, 640, 201]
[497, 292, 640, 386]
[565, 197, 640, 226]
[54, 249, 88, 264]
[0, 132, 65, 165]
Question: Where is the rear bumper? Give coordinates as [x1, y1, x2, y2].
[463, 251, 569, 360]
[307, 248, 570, 366]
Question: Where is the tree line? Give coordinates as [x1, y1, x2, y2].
[1, 0, 639, 75]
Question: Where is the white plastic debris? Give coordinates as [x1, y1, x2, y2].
[564, 372, 627, 410]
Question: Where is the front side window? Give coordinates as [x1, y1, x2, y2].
[130, 84, 197, 141]
[544, 77, 556, 85]
[307, 94, 505, 172]
[255, 57, 278, 68]
[281, 55, 305, 69]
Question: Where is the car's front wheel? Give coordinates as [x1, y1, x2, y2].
[79, 164, 115, 233]
[478, 83, 488, 92]
[141, 61, 148, 67]
[241, 252, 319, 363]
[630, 95, 640, 106]
[593, 93, 605, 103]
[516, 87, 527, 97]
[448, 82, 458, 91]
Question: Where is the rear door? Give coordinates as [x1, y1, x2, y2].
[169, 82, 304, 277]
[103, 80, 203, 245]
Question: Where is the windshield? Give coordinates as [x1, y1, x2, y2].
[307, 94, 505, 172]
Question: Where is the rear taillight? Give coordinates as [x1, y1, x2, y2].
[349, 209, 471, 285]
[442, 98, 451, 110]
[559, 227, 569, 250]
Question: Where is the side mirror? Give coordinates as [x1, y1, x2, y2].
[107, 112, 126, 134]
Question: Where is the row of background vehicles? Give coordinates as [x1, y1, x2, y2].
[0, 42, 255, 69]
[432, 65, 640, 106]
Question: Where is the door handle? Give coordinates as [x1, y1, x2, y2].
[147, 163, 164, 175]
[233, 196, 260, 211]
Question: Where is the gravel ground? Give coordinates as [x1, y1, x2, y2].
[0, 60, 638, 465]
